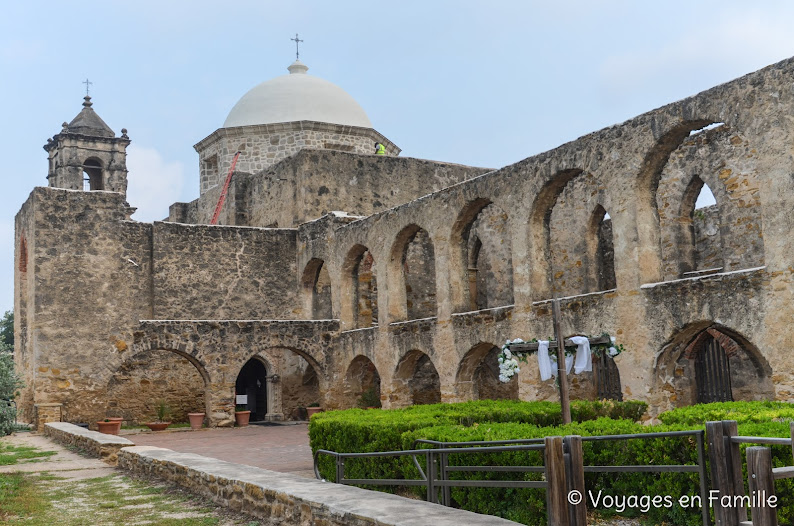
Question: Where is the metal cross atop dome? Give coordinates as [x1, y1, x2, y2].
[291, 33, 304, 60]
[82, 78, 92, 96]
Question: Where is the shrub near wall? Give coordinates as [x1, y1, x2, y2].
[310, 401, 794, 526]
[310, 400, 646, 499]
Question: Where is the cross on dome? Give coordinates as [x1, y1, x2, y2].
[291, 33, 304, 60]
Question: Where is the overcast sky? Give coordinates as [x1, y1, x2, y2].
[1, 1, 793, 313]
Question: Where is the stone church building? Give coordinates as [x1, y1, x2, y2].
[14, 56, 794, 428]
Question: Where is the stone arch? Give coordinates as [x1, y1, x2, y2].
[342, 355, 382, 408]
[342, 245, 378, 328]
[450, 199, 513, 312]
[392, 349, 441, 407]
[634, 119, 718, 283]
[528, 168, 584, 299]
[106, 347, 210, 425]
[388, 224, 437, 321]
[654, 322, 773, 410]
[456, 342, 518, 401]
[83, 157, 104, 191]
[234, 346, 323, 421]
[657, 125, 764, 279]
[301, 258, 333, 319]
[586, 204, 616, 292]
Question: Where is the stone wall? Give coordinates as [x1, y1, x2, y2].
[171, 149, 490, 228]
[194, 121, 401, 194]
[117, 446, 517, 526]
[45, 422, 134, 465]
[14, 188, 152, 424]
[152, 222, 299, 320]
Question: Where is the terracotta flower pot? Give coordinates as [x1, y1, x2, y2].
[96, 421, 120, 435]
[107, 417, 123, 434]
[234, 411, 251, 427]
[145, 422, 171, 432]
[306, 407, 323, 418]
[188, 412, 205, 430]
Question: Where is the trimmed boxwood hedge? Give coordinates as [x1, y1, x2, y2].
[309, 401, 794, 525]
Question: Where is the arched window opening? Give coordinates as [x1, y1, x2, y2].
[83, 159, 103, 191]
[302, 259, 333, 319]
[468, 237, 484, 310]
[453, 200, 513, 312]
[587, 205, 616, 292]
[402, 228, 436, 320]
[343, 356, 381, 408]
[681, 177, 723, 276]
[354, 250, 378, 327]
[19, 236, 27, 273]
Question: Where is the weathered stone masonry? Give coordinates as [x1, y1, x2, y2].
[15, 56, 794, 426]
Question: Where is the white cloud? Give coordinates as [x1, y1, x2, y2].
[126, 145, 185, 222]
[598, 10, 794, 104]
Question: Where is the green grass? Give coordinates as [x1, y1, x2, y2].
[0, 443, 57, 465]
[2, 473, 262, 525]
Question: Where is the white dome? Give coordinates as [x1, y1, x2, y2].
[223, 61, 373, 129]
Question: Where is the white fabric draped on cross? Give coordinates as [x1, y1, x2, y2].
[537, 336, 592, 380]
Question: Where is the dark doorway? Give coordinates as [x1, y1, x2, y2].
[695, 336, 733, 403]
[235, 358, 268, 421]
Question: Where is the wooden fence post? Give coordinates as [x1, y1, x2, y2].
[545, 436, 570, 526]
[723, 420, 748, 524]
[746, 447, 777, 526]
[564, 435, 587, 526]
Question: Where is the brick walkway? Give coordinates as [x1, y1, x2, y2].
[128, 423, 315, 478]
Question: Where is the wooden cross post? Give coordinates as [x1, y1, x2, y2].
[505, 301, 611, 425]
[552, 298, 572, 424]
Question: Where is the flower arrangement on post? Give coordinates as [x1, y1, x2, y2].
[498, 332, 624, 383]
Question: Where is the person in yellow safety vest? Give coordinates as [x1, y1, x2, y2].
[375, 142, 386, 155]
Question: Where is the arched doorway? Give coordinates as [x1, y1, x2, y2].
[235, 358, 269, 422]
[393, 350, 441, 407]
[343, 356, 382, 408]
[693, 334, 732, 403]
[456, 343, 518, 401]
[107, 348, 208, 424]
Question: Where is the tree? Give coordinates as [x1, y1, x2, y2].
[0, 348, 22, 435]
[0, 310, 13, 351]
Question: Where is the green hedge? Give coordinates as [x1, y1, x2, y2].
[658, 400, 794, 426]
[309, 401, 793, 525]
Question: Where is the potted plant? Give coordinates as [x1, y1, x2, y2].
[96, 418, 120, 435]
[187, 411, 205, 430]
[234, 405, 251, 427]
[145, 400, 172, 432]
[306, 402, 322, 418]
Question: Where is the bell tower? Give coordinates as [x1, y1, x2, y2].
[43, 96, 131, 196]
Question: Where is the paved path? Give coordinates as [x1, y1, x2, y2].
[128, 423, 315, 478]
[0, 432, 117, 480]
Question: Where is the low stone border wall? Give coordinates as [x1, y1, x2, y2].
[44, 422, 135, 465]
[118, 446, 519, 526]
